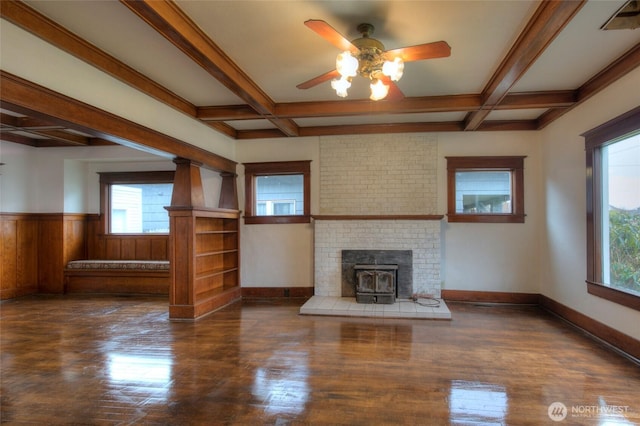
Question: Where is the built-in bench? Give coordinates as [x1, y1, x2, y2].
[64, 260, 170, 295]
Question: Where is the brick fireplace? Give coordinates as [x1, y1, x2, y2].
[312, 134, 442, 302]
[313, 218, 442, 298]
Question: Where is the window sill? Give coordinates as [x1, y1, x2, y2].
[243, 215, 310, 225]
[447, 213, 525, 223]
[586, 281, 640, 311]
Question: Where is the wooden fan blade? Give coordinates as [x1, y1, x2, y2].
[385, 41, 451, 62]
[379, 76, 405, 101]
[297, 69, 340, 90]
[305, 19, 359, 53]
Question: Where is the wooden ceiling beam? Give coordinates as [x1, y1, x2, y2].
[537, 42, 640, 129]
[1, 1, 238, 140]
[1, 71, 237, 172]
[497, 91, 577, 110]
[197, 105, 262, 121]
[464, 0, 586, 131]
[0, 0, 197, 118]
[235, 119, 538, 139]
[0, 131, 39, 147]
[275, 95, 481, 118]
[120, 0, 299, 137]
[1, 112, 64, 130]
[28, 129, 89, 146]
[199, 90, 578, 123]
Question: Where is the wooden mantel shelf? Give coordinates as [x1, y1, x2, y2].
[312, 215, 444, 221]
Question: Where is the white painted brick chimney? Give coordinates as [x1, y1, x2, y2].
[314, 134, 442, 298]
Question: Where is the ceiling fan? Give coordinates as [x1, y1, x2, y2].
[297, 19, 451, 101]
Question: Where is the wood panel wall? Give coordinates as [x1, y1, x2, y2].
[1, 213, 86, 298]
[1, 214, 38, 299]
[1, 213, 169, 299]
[86, 215, 169, 260]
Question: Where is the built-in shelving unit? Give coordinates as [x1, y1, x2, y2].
[166, 158, 241, 320]
[194, 213, 239, 296]
[167, 207, 240, 319]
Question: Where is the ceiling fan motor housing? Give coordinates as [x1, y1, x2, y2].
[352, 24, 387, 79]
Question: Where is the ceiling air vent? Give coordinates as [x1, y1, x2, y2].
[601, 0, 640, 30]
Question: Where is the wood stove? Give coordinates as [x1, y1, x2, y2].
[354, 264, 397, 304]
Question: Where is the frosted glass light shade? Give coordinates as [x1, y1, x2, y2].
[336, 52, 358, 78]
[331, 77, 351, 97]
[382, 57, 404, 81]
[369, 79, 389, 101]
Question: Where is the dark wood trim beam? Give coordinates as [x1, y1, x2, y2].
[200, 91, 577, 123]
[236, 119, 539, 139]
[275, 95, 482, 119]
[0, 0, 196, 118]
[497, 91, 576, 110]
[1, 113, 62, 130]
[476, 120, 538, 131]
[0, 0, 238, 140]
[1, 71, 237, 173]
[537, 42, 640, 129]
[120, 0, 299, 137]
[0, 131, 38, 146]
[27, 129, 89, 146]
[197, 105, 262, 121]
[465, 0, 586, 130]
[298, 121, 466, 137]
[579, 42, 640, 103]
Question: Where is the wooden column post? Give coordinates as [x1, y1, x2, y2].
[171, 157, 205, 208]
[218, 172, 238, 210]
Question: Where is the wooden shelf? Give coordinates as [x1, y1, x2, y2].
[168, 207, 241, 319]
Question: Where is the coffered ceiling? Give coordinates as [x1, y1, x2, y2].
[1, 0, 639, 148]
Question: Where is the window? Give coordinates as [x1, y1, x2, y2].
[584, 106, 640, 311]
[99, 171, 174, 234]
[243, 161, 311, 224]
[446, 156, 526, 223]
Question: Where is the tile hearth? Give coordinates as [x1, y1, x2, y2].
[299, 296, 451, 320]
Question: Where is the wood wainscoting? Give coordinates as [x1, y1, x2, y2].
[1, 213, 170, 299]
[86, 214, 169, 260]
[1, 213, 86, 298]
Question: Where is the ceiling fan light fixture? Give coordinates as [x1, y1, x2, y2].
[331, 77, 352, 97]
[336, 51, 358, 78]
[369, 79, 389, 101]
[382, 57, 404, 81]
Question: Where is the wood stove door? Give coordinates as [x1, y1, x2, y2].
[376, 271, 395, 294]
[356, 271, 375, 293]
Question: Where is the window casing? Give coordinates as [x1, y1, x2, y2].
[583, 106, 640, 311]
[446, 156, 526, 223]
[243, 161, 311, 224]
[99, 171, 174, 234]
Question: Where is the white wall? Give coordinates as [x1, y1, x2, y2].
[437, 131, 541, 294]
[235, 137, 318, 287]
[539, 67, 640, 340]
[0, 143, 174, 213]
[0, 142, 38, 212]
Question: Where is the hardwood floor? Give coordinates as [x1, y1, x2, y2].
[1, 295, 638, 425]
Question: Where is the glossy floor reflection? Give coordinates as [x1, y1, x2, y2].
[1, 295, 639, 425]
